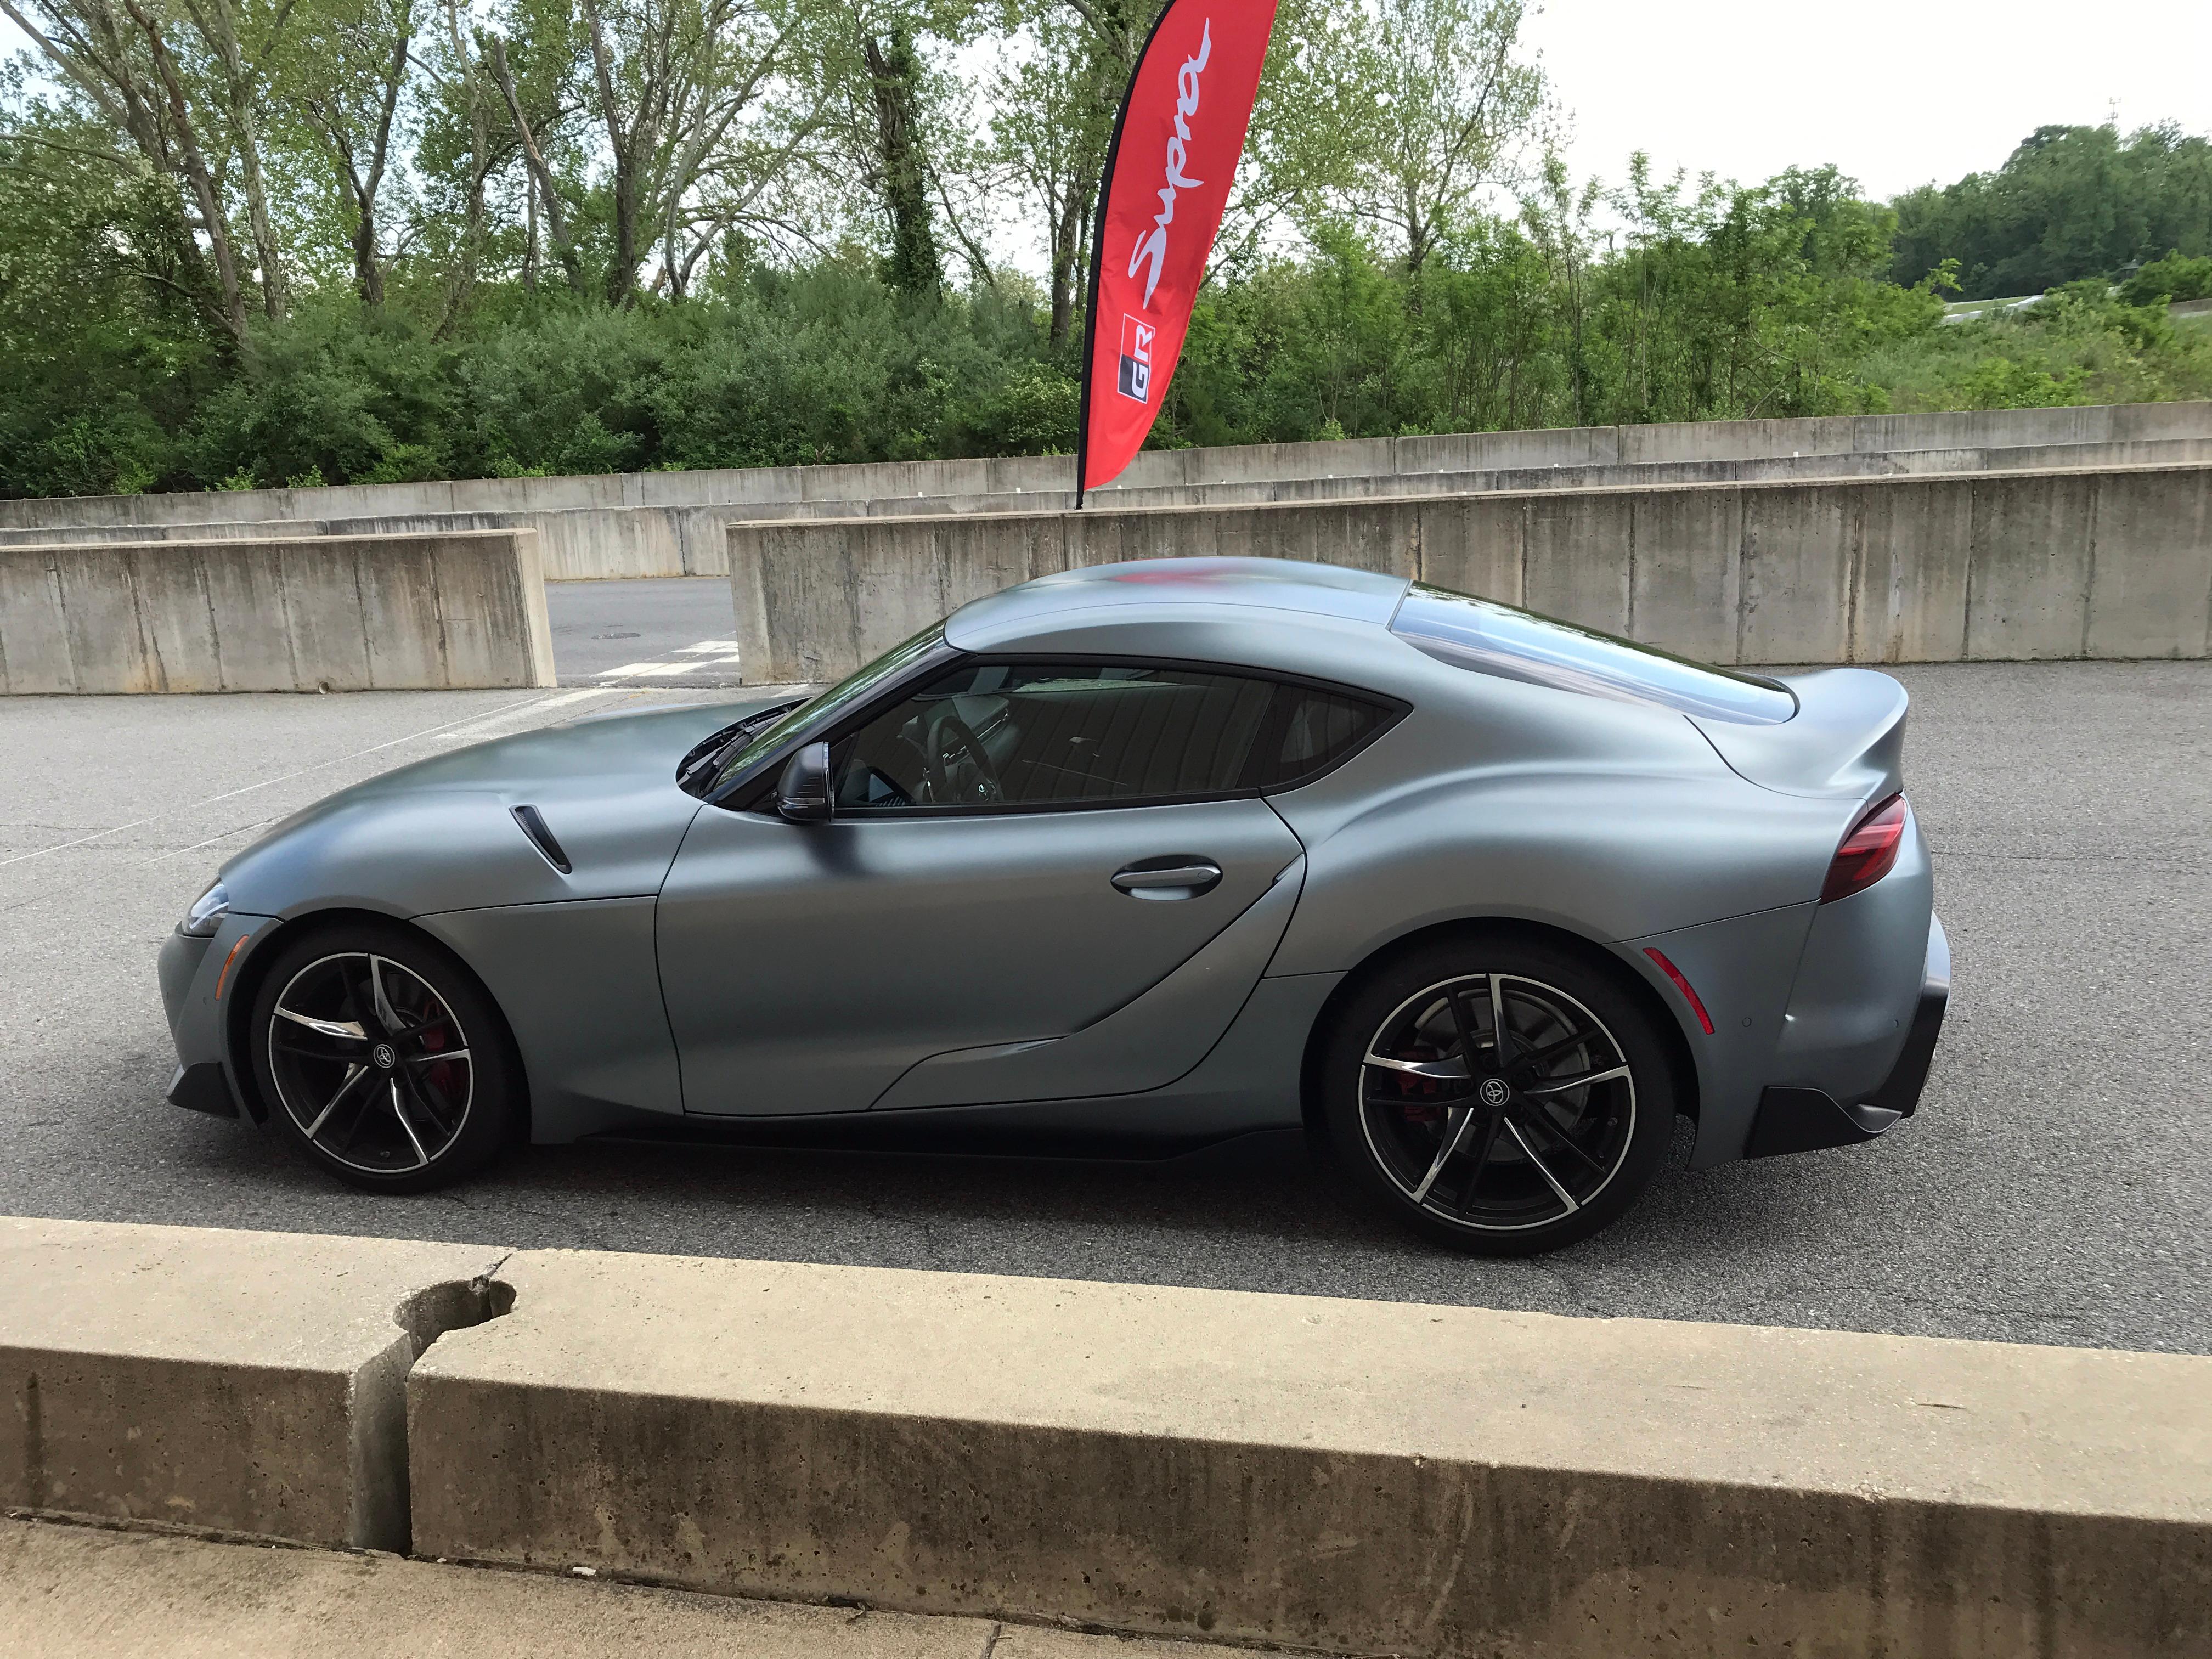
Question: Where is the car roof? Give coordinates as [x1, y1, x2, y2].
[944, 557, 1410, 650]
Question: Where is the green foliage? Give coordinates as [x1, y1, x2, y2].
[952, 362, 1080, 455]
[2, 0, 2210, 503]
[2121, 252, 2212, 307]
[1958, 358, 2091, 410]
[1891, 123, 2212, 300]
[1857, 282, 2212, 412]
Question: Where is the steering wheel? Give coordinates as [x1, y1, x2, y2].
[920, 709, 1003, 805]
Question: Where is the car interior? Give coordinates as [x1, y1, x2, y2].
[830, 662, 1391, 811]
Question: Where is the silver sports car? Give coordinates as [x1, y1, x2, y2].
[160, 557, 1946, 1254]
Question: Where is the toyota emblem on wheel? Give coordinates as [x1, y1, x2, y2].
[1479, 1076, 1510, 1108]
[372, 1043, 397, 1069]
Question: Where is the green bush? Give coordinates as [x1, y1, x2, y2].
[1, 150, 2207, 501]
[2121, 252, 2212, 306]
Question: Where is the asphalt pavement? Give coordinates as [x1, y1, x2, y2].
[547, 576, 746, 685]
[2, 658, 2207, 1355]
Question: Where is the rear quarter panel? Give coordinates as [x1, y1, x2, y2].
[1259, 663, 1864, 1166]
[1265, 673, 1853, 972]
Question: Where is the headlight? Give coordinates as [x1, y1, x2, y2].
[178, 881, 230, 938]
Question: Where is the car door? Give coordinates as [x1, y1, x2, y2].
[655, 659, 1317, 1118]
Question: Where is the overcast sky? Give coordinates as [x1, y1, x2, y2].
[4, 1, 2208, 211]
[1522, 0, 2212, 200]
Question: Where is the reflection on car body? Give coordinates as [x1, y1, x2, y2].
[158, 557, 1946, 1254]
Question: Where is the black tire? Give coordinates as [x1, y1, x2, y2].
[247, 919, 518, 1193]
[1319, 932, 1676, 1255]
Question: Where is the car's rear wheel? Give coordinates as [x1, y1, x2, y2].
[1320, 935, 1677, 1254]
[248, 922, 517, 1193]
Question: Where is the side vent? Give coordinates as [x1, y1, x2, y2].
[510, 804, 573, 874]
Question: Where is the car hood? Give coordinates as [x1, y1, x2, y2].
[222, 702, 752, 918]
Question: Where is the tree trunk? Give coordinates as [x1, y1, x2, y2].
[1048, 176, 1088, 343]
[118, 0, 252, 341]
[235, 104, 286, 318]
[192, 0, 289, 319]
[862, 30, 940, 296]
[354, 12, 411, 306]
[436, 0, 491, 330]
[351, 204, 384, 304]
[524, 183, 540, 292]
[578, 0, 637, 306]
[486, 34, 583, 291]
[608, 160, 639, 306]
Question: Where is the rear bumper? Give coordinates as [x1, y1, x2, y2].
[1745, 913, 1949, 1159]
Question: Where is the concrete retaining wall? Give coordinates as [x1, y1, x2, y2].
[14, 437, 2206, 587]
[712, 435, 2212, 523]
[1, 403, 2205, 582]
[5, 1217, 2208, 1656]
[729, 464, 2212, 682]
[0, 529, 557, 693]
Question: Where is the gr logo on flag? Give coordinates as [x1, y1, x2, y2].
[1117, 314, 1155, 403]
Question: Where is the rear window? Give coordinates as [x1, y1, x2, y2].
[1389, 584, 1796, 726]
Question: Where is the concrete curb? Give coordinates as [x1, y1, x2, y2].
[6, 1218, 2208, 1655]
[408, 1250, 2212, 1657]
[0, 1218, 506, 1548]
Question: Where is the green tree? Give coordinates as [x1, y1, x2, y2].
[1891, 123, 2212, 298]
[2120, 251, 2212, 306]
[1266, 0, 1544, 277]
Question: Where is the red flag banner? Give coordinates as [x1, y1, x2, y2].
[1075, 0, 1280, 499]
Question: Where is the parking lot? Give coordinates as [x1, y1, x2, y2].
[547, 576, 746, 686]
[2, 652, 2207, 1355]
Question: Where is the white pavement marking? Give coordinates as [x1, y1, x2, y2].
[595, 640, 744, 679]
[141, 687, 624, 865]
[0, 691, 593, 871]
[527, 687, 624, 715]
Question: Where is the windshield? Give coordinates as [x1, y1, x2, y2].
[1390, 584, 1796, 725]
[707, 622, 949, 795]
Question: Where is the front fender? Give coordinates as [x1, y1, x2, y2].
[219, 783, 701, 921]
[221, 791, 572, 919]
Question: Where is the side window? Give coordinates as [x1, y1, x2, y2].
[1245, 686, 1395, 791]
[832, 662, 1274, 811]
[830, 662, 1401, 814]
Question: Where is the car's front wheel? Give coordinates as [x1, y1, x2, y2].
[247, 922, 517, 1193]
[1320, 934, 1677, 1254]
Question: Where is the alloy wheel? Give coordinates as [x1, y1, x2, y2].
[265, 952, 474, 1175]
[1358, 972, 1637, 1232]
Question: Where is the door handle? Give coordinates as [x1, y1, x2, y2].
[1111, 857, 1224, 899]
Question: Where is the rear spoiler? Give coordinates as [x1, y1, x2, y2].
[1689, 668, 1908, 802]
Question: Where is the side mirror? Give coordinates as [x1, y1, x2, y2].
[775, 741, 833, 822]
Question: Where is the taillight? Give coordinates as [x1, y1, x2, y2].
[1821, 793, 1908, 904]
